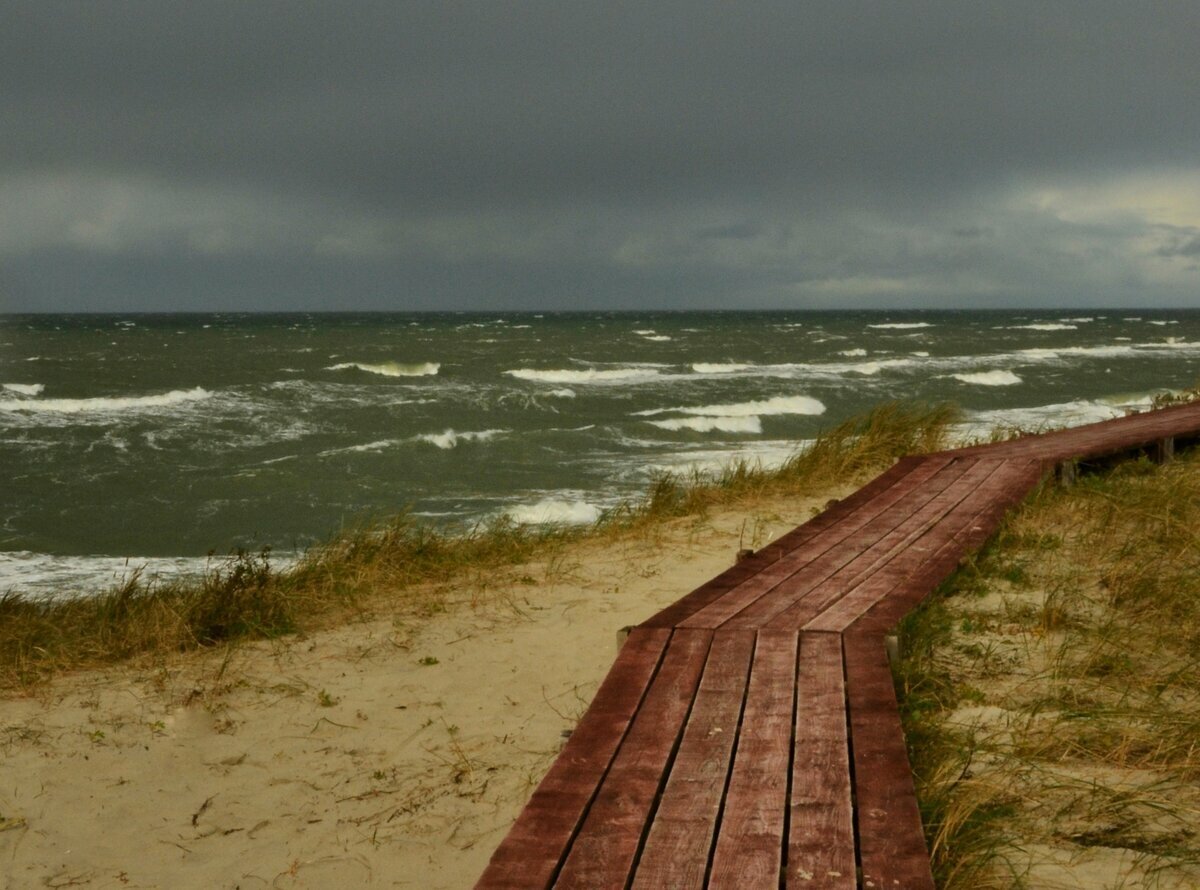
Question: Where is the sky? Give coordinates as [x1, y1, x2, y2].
[2, 1, 1200, 313]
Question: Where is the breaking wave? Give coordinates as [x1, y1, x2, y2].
[505, 498, 602, 525]
[637, 395, 827, 418]
[867, 322, 934, 330]
[327, 361, 440, 377]
[0, 387, 211, 414]
[952, 370, 1023, 386]
[505, 367, 661, 384]
[2, 383, 44, 396]
[692, 362, 753, 374]
[648, 416, 763, 433]
[415, 428, 507, 449]
[1007, 323, 1077, 331]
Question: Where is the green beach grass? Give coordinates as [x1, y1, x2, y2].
[897, 445, 1200, 887]
[0, 400, 958, 689]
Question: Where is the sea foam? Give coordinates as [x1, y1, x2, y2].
[327, 361, 440, 377]
[505, 498, 602, 525]
[867, 322, 934, 329]
[637, 395, 826, 418]
[952, 370, 1023, 386]
[2, 383, 44, 396]
[648, 416, 763, 434]
[505, 368, 661, 384]
[0, 387, 211, 414]
[416, 428, 507, 449]
[1008, 323, 1077, 331]
[692, 362, 753, 374]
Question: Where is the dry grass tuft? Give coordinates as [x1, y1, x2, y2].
[900, 449, 1200, 888]
[0, 401, 958, 690]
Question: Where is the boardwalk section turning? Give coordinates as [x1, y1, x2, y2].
[475, 402, 1200, 889]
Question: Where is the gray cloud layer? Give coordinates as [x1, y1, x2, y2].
[3, 2, 1200, 311]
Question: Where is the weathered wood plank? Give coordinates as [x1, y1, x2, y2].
[678, 457, 958, 631]
[706, 630, 798, 889]
[474, 628, 672, 890]
[631, 630, 756, 889]
[640, 459, 925, 629]
[848, 458, 1044, 636]
[764, 458, 1001, 631]
[844, 632, 935, 890]
[786, 631, 855, 889]
[659, 459, 939, 631]
[723, 457, 978, 630]
[554, 628, 714, 888]
[801, 458, 1025, 632]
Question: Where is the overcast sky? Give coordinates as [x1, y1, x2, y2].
[3, 2, 1199, 312]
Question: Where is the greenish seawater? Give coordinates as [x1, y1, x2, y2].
[3, 309, 1198, 594]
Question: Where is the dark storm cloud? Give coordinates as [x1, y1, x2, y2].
[3, 1, 1200, 310]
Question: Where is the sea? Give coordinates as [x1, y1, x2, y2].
[3, 309, 1199, 598]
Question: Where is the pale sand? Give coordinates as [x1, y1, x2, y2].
[0, 490, 840, 889]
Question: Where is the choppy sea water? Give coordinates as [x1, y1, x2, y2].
[3, 310, 1199, 597]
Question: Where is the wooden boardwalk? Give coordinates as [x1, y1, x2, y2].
[475, 401, 1200, 889]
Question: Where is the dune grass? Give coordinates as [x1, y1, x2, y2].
[0, 400, 958, 690]
[897, 448, 1200, 888]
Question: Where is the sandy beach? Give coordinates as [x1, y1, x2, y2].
[0, 490, 842, 889]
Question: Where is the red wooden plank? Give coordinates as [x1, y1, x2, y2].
[721, 457, 978, 631]
[680, 456, 959, 630]
[844, 632, 935, 890]
[786, 631, 856, 890]
[474, 628, 672, 890]
[640, 546, 786, 630]
[802, 458, 1027, 632]
[631, 630, 756, 889]
[761, 458, 1001, 631]
[554, 628, 714, 888]
[642, 459, 926, 629]
[767, 455, 927, 552]
[848, 458, 1044, 636]
[958, 401, 1200, 464]
[707, 630, 799, 889]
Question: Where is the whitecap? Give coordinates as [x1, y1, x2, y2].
[327, 361, 440, 377]
[636, 395, 826, 418]
[505, 499, 601, 525]
[0, 387, 211, 414]
[911, 351, 930, 357]
[848, 362, 883, 376]
[1148, 320, 1179, 326]
[416, 428, 507, 449]
[867, 322, 934, 329]
[959, 393, 1157, 441]
[641, 335, 672, 342]
[2, 383, 44, 396]
[1059, 317, 1095, 323]
[505, 367, 661, 384]
[692, 362, 753, 374]
[547, 388, 577, 398]
[319, 438, 404, 457]
[1007, 323, 1077, 331]
[648, 416, 763, 434]
[837, 349, 868, 357]
[952, 370, 1022, 386]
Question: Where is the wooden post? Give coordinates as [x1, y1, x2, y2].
[736, 548, 755, 563]
[884, 634, 901, 668]
[1154, 436, 1175, 464]
[1056, 459, 1077, 487]
[616, 625, 634, 650]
